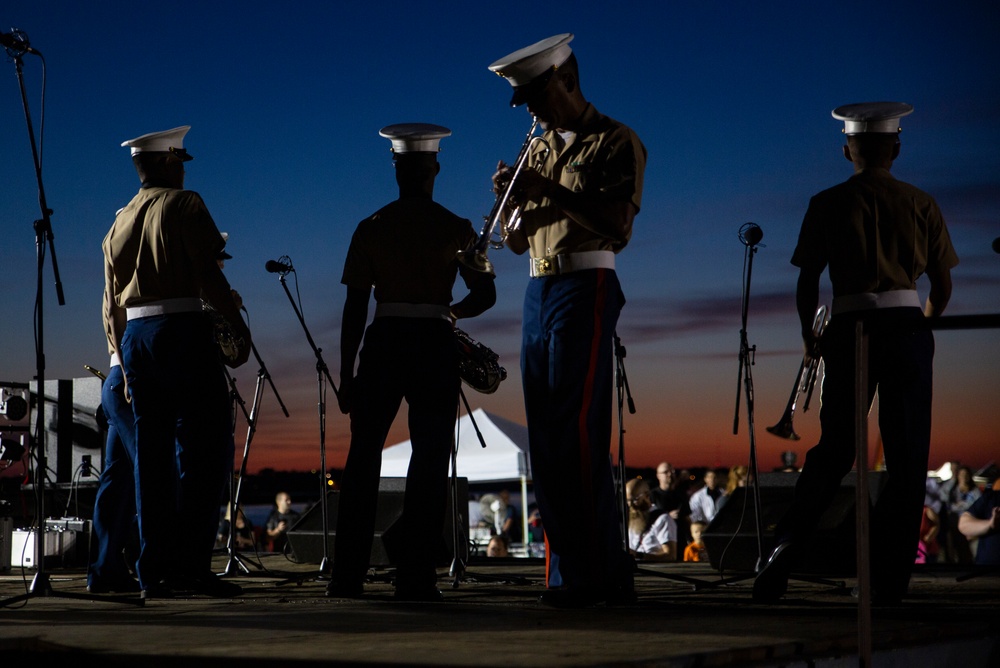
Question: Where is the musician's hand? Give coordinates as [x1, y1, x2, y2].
[802, 331, 822, 360]
[491, 160, 512, 195]
[338, 375, 354, 415]
[510, 167, 553, 205]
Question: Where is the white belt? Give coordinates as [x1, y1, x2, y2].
[110, 352, 121, 368]
[831, 290, 921, 315]
[529, 250, 615, 278]
[126, 297, 204, 320]
[374, 302, 452, 320]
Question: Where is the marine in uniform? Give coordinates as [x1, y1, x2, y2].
[328, 124, 496, 601]
[103, 125, 251, 599]
[753, 102, 959, 604]
[488, 34, 647, 607]
[86, 342, 139, 593]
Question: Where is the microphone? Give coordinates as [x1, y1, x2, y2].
[993, 236, 1000, 254]
[739, 222, 764, 247]
[1, 30, 38, 55]
[265, 259, 293, 274]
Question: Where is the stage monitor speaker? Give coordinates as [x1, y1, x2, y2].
[702, 471, 887, 576]
[286, 477, 468, 567]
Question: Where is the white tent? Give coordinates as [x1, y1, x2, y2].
[380, 408, 532, 543]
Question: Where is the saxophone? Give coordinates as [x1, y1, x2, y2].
[455, 327, 507, 394]
[202, 301, 246, 367]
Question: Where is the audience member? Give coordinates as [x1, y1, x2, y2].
[498, 489, 521, 543]
[265, 491, 301, 554]
[650, 461, 691, 548]
[716, 464, 749, 514]
[626, 478, 678, 562]
[487, 533, 510, 558]
[958, 487, 1000, 566]
[688, 469, 722, 525]
[943, 465, 981, 563]
[527, 505, 544, 544]
[683, 521, 709, 563]
[218, 505, 255, 551]
[916, 477, 942, 564]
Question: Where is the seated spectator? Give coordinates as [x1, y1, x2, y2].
[916, 478, 942, 564]
[265, 491, 301, 554]
[218, 504, 255, 551]
[958, 487, 1000, 566]
[526, 504, 544, 544]
[944, 465, 981, 563]
[688, 469, 722, 525]
[683, 521, 709, 562]
[716, 464, 749, 514]
[498, 489, 521, 543]
[626, 478, 678, 562]
[487, 533, 510, 558]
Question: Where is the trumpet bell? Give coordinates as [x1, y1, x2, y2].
[766, 419, 800, 441]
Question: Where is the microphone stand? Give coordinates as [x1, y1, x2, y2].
[220, 325, 290, 577]
[1, 38, 138, 607]
[274, 266, 338, 579]
[613, 333, 703, 590]
[447, 388, 529, 589]
[695, 225, 767, 589]
[701, 224, 839, 592]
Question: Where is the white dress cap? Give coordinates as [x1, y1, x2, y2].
[219, 232, 232, 260]
[489, 33, 574, 88]
[379, 123, 452, 153]
[121, 125, 192, 156]
[832, 102, 914, 135]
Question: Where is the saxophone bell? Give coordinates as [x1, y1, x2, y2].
[455, 327, 507, 394]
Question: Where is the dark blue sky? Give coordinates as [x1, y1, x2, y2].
[2, 1, 998, 473]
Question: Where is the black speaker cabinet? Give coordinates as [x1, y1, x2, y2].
[286, 477, 468, 567]
[702, 471, 887, 575]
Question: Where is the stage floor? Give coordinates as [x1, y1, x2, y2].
[1, 553, 998, 667]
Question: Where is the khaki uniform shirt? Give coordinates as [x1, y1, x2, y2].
[102, 186, 225, 349]
[792, 168, 959, 297]
[341, 197, 477, 305]
[518, 103, 646, 258]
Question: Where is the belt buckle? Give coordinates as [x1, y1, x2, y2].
[532, 256, 556, 277]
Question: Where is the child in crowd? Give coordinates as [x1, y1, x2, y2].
[684, 521, 709, 562]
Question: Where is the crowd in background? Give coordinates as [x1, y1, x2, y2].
[472, 458, 999, 569]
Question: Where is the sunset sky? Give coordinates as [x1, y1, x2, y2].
[2, 2, 998, 480]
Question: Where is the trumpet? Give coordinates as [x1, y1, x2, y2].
[457, 118, 550, 275]
[766, 305, 828, 441]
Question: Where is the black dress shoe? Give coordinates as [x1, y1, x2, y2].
[394, 586, 444, 602]
[140, 583, 175, 600]
[326, 581, 364, 598]
[753, 541, 795, 603]
[538, 587, 604, 609]
[88, 577, 141, 594]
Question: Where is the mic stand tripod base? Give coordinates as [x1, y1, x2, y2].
[632, 563, 708, 591]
